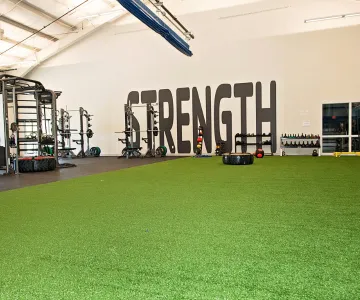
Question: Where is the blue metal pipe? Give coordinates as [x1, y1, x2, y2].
[117, 0, 193, 56]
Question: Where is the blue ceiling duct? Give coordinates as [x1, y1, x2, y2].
[116, 0, 193, 57]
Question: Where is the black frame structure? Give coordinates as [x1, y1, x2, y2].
[0, 74, 60, 174]
[116, 103, 159, 159]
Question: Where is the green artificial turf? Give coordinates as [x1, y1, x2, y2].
[0, 156, 360, 299]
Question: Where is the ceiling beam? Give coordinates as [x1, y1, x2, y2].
[14, 8, 134, 77]
[7, 0, 76, 30]
[0, 16, 59, 41]
[3, 53, 23, 60]
[1, 36, 41, 52]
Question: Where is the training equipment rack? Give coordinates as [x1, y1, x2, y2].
[280, 134, 321, 156]
[75, 107, 93, 158]
[235, 133, 273, 156]
[195, 126, 204, 155]
[117, 103, 160, 159]
[58, 107, 96, 158]
[193, 126, 211, 158]
[0, 75, 61, 175]
[58, 109, 76, 158]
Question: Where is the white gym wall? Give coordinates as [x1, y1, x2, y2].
[25, 3, 360, 156]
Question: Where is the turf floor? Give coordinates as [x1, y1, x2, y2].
[0, 156, 359, 299]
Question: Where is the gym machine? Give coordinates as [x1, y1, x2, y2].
[58, 107, 98, 158]
[116, 103, 165, 158]
[0, 75, 60, 175]
[73, 107, 94, 158]
[58, 108, 76, 158]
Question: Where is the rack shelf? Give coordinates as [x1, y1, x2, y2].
[234, 133, 273, 155]
[18, 138, 38, 143]
[235, 142, 272, 146]
[280, 134, 321, 156]
[235, 134, 272, 138]
[281, 138, 319, 140]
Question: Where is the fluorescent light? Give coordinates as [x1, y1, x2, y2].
[345, 13, 360, 18]
[0, 60, 36, 67]
[305, 15, 344, 23]
[77, 9, 124, 20]
[305, 12, 360, 23]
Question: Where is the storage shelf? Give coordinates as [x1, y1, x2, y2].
[281, 137, 319, 140]
[18, 138, 38, 143]
[236, 143, 272, 146]
[281, 146, 320, 149]
[235, 135, 271, 138]
[235, 132, 274, 155]
[17, 119, 37, 122]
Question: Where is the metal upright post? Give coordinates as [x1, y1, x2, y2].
[35, 91, 41, 157]
[68, 112, 72, 151]
[129, 107, 134, 149]
[49, 90, 58, 166]
[2, 81, 10, 174]
[146, 104, 152, 153]
[59, 108, 65, 149]
[79, 107, 85, 158]
[12, 86, 19, 174]
[84, 109, 90, 154]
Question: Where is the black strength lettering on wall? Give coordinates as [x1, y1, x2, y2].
[127, 81, 277, 153]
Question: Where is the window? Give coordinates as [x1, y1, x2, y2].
[322, 103, 349, 136]
[322, 102, 360, 154]
[352, 103, 360, 136]
[322, 137, 349, 153]
[352, 137, 360, 152]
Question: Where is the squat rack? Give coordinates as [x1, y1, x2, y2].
[58, 107, 94, 158]
[116, 103, 160, 158]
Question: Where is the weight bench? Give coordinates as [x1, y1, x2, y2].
[58, 147, 76, 158]
[118, 147, 142, 159]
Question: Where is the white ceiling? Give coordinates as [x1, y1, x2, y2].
[1, 0, 360, 71]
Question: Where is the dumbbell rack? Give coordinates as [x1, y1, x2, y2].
[234, 133, 273, 155]
[280, 134, 321, 156]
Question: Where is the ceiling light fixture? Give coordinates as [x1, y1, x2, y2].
[345, 13, 360, 18]
[305, 12, 360, 23]
[219, 6, 290, 20]
[0, 60, 36, 67]
[305, 15, 344, 23]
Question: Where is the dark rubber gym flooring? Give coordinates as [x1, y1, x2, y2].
[0, 156, 180, 192]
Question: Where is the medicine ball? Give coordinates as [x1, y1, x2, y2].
[255, 149, 264, 158]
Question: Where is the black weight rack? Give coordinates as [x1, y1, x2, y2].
[234, 133, 273, 155]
